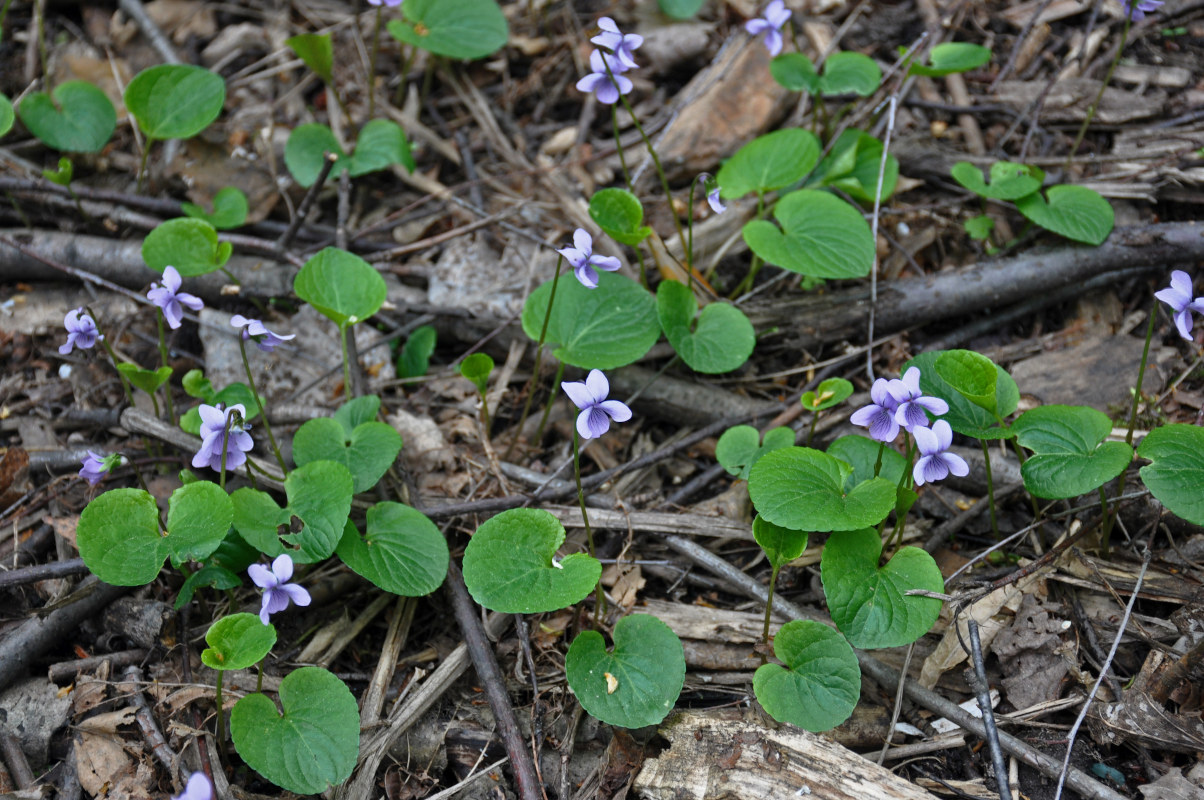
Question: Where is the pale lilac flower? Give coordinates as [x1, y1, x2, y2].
[78, 451, 108, 486]
[192, 403, 254, 473]
[576, 49, 633, 105]
[890, 367, 949, 431]
[1154, 270, 1204, 341]
[172, 773, 214, 800]
[147, 266, 204, 330]
[59, 308, 102, 355]
[912, 420, 969, 486]
[367, 0, 403, 6]
[230, 315, 296, 353]
[1123, 0, 1162, 19]
[849, 378, 901, 442]
[562, 369, 632, 440]
[696, 173, 726, 214]
[746, 0, 792, 57]
[591, 17, 643, 71]
[557, 229, 621, 289]
[248, 554, 312, 626]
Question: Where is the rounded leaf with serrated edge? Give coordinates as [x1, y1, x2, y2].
[18, 81, 116, 153]
[715, 425, 794, 481]
[293, 417, 401, 494]
[909, 42, 991, 77]
[749, 447, 895, 532]
[295, 247, 387, 328]
[935, 349, 998, 414]
[124, 64, 225, 140]
[1138, 424, 1204, 524]
[386, 0, 508, 60]
[656, 280, 754, 374]
[1016, 185, 1113, 246]
[903, 350, 1018, 439]
[589, 189, 652, 246]
[142, 218, 231, 277]
[336, 504, 448, 596]
[201, 613, 276, 671]
[743, 190, 874, 279]
[753, 516, 808, 569]
[717, 129, 820, 200]
[462, 508, 601, 613]
[753, 620, 859, 731]
[951, 161, 1043, 201]
[230, 667, 358, 795]
[821, 528, 943, 648]
[565, 615, 685, 728]
[1013, 405, 1132, 499]
[165, 481, 234, 564]
[230, 461, 354, 563]
[181, 186, 248, 230]
[521, 271, 660, 370]
[801, 378, 853, 412]
[817, 52, 880, 96]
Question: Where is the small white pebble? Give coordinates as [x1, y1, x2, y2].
[58, 364, 73, 379]
[896, 221, 911, 236]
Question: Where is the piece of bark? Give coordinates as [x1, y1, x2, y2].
[994, 79, 1166, 123]
[633, 709, 939, 800]
[546, 506, 754, 541]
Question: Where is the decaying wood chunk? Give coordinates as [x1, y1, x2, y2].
[994, 79, 1166, 124]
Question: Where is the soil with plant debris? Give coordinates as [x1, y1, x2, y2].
[1, 1, 1203, 800]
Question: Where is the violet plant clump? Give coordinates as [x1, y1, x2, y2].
[249, 554, 312, 625]
[147, 265, 204, 330]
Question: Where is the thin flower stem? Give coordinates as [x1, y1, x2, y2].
[219, 409, 237, 493]
[534, 362, 566, 444]
[366, 7, 383, 121]
[135, 142, 151, 194]
[981, 439, 999, 539]
[504, 256, 564, 461]
[238, 337, 288, 476]
[611, 105, 632, 189]
[155, 311, 177, 425]
[479, 388, 492, 442]
[685, 181, 697, 292]
[805, 411, 820, 448]
[873, 441, 885, 477]
[256, 662, 263, 694]
[1097, 486, 1111, 560]
[84, 307, 135, 406]
[214, 669, 226, 764]
[614, 90, 686, 247]
[573, 431, 606, 621]
[760, 564, 779, 665]
[340, 324, 355, 399]
[1065, 13, 1133, 167]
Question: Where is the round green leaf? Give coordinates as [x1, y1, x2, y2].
[753, 620, 859, 731]
[398, 325, 437, 379]
[656, 280, 755, 374]
[334, 395, 381, 434]
[462, 508, 601, 613]
[801, 377, 853, 412]
[950, 161, 1044, 201]
[658, 0, 705, 18]
[201, 613, 276, 671]
[827, 434, 907, 489]
[142, 218, 231, 277]
[520, 271, 660, 369]
[286, 33, 334, 84]
[748, 447, 895, 532]
[903, 351, 1018, 439]
[715, 424, 794, 481]
[181, 186, 249, 229]
[589, 189, 652, 246]
[821, 527, 943, 648]
[0, 94, 13, 137]
[717, 128, 821, 200]
[165, 480, 235, 564]
[285, 124, 345, 188]
[295, 247, 387, 328]
[77, 489, 164, 585]
[770, 53, 819, 93]
[565, 614, 685, 728]
[935, 349, 998, 414]
[753, 516, 809, 568]
[1013, 405, 1132, 499]
[1016, 185, 1113, 245]
[909, 42, 991, 77]
[386, 0, 508, 60]
[742, 190, 874, 279]
[1138, 424, 1204, 525]
[336, 503, 449, 596]
[17, 81, 116, 153]
[231, 461, 354, 563]
[230, 667, 359, 795]
[805, 129, 898, 204]
[124, 64, 225, 140]
[817, 52, 880, 97]
[460, 352, 494, 396]
[115, 364, 173, 396]
[351, 118, 415, 176]
[293, 417, 401, 494]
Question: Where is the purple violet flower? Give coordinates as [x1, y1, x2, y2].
[696, 173, 726, 214]
[591, 17, 643, 71]
[192, 403, 254, 473]
[147, 266, 204, 330]
[248, 554, 311, 626]
[1123, 0, 1162, 19]
[890, 367, 949, 431]
[912, 420, 969, 486]
[557, 229, 622, 289]
[172, 772, 214, 800]
[59, 307, 102, 355]
[746, 0, 792, 57]
[230, 315, 296, 353]
[562, 369, 632, 440]
[1154, 270, 1204, 341]
[576, 49, 633, 105]
[849, 378, 901, 442]
[78, 451, 109, 486]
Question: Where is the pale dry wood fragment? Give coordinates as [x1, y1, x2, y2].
[639, 598, 830, 641]
[994, 79, 1166, 123]
[546, 506, 754, 541]
[1113, 64, 1192, 88]
[1000, 0, 1091, 27]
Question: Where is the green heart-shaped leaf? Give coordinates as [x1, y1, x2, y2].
[460, 353, 494, 396]
[950, 161, 1044, 201]
[201, 613, 276, 671]
[801, 378, 853, 412]
[1138, 424, 1204, 525]
[717, 128, 820, 200]
[230, 667, 359, 795]
[521, 270, 660, 370]
[124, 64, 225, 141]
[284, 124, 344, 187]
[336, 503, 448, 596]
[935, 349, 998, 414]
[142, 218, 232, 277]
[286, 33, 334, 84]
[295, 247, 388, 328]
[333, 395, 382, 434]
[462, 508, 601, 613]
[827, 434, 908, 489]
[565, 614, 685, 728]
[817, 52, 880, 96]
[175, 564, 241, 610]
[821, 527, 943, 648]
[656, 280, 755, 374]
[116, 364, 173, 395]
[231, 461, 354, 563]
[1013, 405, 1132, 499]
[715, 425, 794, 481]
[18, 81, 116, 153]
[753, 516, 809, 569]
[749, 447, 895, 532]
[589, 188, 652, 246]
[903, 350, 1018, 439]
[350, 118, 415, 176]
[770, 53, 819, 94]
[181, 186, 249, 229]
[293, 417, 401, 494]
[398, 325, 437, 379]
[753, 620, 859, 731]
[908, 42, 991, 77]
[386, 0, 509, 60]
[805, 129, 898, 203]
[743, 190, 875, 279]
[1016, 185, 1114, 245]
